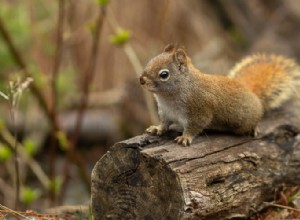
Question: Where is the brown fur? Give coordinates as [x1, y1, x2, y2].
[140, 45, 300, 146]
[229, 54, 300, 110]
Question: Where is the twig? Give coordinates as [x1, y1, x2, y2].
[0, 177, 15, 207]
[0, 204, 32, 220]
[0, 203, 71, 219]
[48, 0, 66, 204]
[61, 3, 108, 198]
[0, 127, 50, 189]
[159, 0, 170, 42]
[0, 2, 95, 206]
[50, 0, 65, 125]
[106, 9, 159, 124]
[8, 99, 20, 209]
[70, 5, 106, 149]
[264, 202, 300, 212]
[0, 2, 92, 205]
[0, 18, 50, 126]
[123, 44, 159, 124]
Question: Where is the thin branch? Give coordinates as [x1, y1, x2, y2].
[264, 202, 300, 213]
[6, 78, 34, 209]
[0, 177, 15, 207]
[0, 125, 50, 189]
[123, 44, 159, 124]
[70, 6, 107, 149]
[107, 9, 159, 124]
[60, 4, 108, 198]
[8, 101, 20, 209]
[0, 20, 26, 70]
[0, 2, 91, 205]
[159, 0, 170, 42]
[0, 204, 70, 219]
[0, 204, 32, 220]
[0, 16, 50, 127]
[48, 0, 66, 204]
[50, 0, 65, 126]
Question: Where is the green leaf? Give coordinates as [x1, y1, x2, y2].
[0, 119, 4, 130]
[20, 187, 41, 204]
[287, 193, 299, 203]
[23, 139, 38, 156]
[49, 177, 62, 194]
[56, 131, 69, 151]
[0, 3, 31, 72]
[110, 29, 131, 46]
[88, 205, 93, 220]
[96, 0, 109, 6]
[0, 145, 12, 161]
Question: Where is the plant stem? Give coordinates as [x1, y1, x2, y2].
[0, 2, 94, 205]
[106, 9, 159, 124]
[8, 102, 20, 210]
[0, 127, 50, 189]
[0, 18, 49, 124]
[70, 5, 107, 149]
[264, 202, 300, 212]
[48, 0, 65, 204]
[60, 3, 108, 199]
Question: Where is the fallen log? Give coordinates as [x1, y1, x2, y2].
[91, 101, 300, 219]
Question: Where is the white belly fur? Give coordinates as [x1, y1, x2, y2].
[154, 95, 187, 128]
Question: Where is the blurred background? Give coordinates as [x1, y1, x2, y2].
[0, 0, 299, 215]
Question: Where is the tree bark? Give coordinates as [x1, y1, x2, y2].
[91, 101, 300, 220]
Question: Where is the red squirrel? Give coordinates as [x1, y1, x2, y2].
[139, 44, 300, 146]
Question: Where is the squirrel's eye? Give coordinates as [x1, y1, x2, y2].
[158, 69, 170, 81]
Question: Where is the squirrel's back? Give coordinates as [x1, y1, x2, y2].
[228, 54, 300, 111]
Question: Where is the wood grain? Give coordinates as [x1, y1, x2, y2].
[91, 101, 300, 219]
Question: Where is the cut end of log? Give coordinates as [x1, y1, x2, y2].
[91, 137, 184, 219]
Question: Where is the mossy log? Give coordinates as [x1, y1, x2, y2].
[91, 101, 300, 220]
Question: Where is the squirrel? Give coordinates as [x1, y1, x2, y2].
[139, 44, 300, 146]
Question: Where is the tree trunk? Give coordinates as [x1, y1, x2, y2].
[91, 101, 300, 220]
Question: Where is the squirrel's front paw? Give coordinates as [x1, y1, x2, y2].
[175, 135, 193, 147]
[146, 125, 165, 136]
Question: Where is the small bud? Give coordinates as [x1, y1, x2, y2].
[110, 28, 131, 46]
[96, 0, 109, 6]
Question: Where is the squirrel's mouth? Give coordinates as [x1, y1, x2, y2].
[141, 84, 157, 92]
[139, 76, 157, 92]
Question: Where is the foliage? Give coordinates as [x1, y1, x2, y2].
[49, 177, 62, 195]
[20, 187, 41, 205]
[0, 144, 12, 161]
[96, 0, 110, 6]
[0, 0, 298, 218]
[110, 28, 131, 46]
[0, 3, 30, 71]
[23, 139, 38, 156]
[56, 131, 69, 151]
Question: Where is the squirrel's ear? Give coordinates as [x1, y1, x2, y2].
[164, 44, 176, 53]
[174, 49, 187, 66]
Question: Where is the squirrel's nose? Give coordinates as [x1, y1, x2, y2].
[140, 76, 146, 85]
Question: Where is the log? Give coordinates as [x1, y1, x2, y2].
[91, 101, 300, 220]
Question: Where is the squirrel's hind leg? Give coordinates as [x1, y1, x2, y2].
[233, 126, 260, 137]
[175, 135, 193, 146]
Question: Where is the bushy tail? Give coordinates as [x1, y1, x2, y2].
[228, 54, 300, 111]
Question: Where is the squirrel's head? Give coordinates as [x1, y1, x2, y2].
[139, 44, 190, 94]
